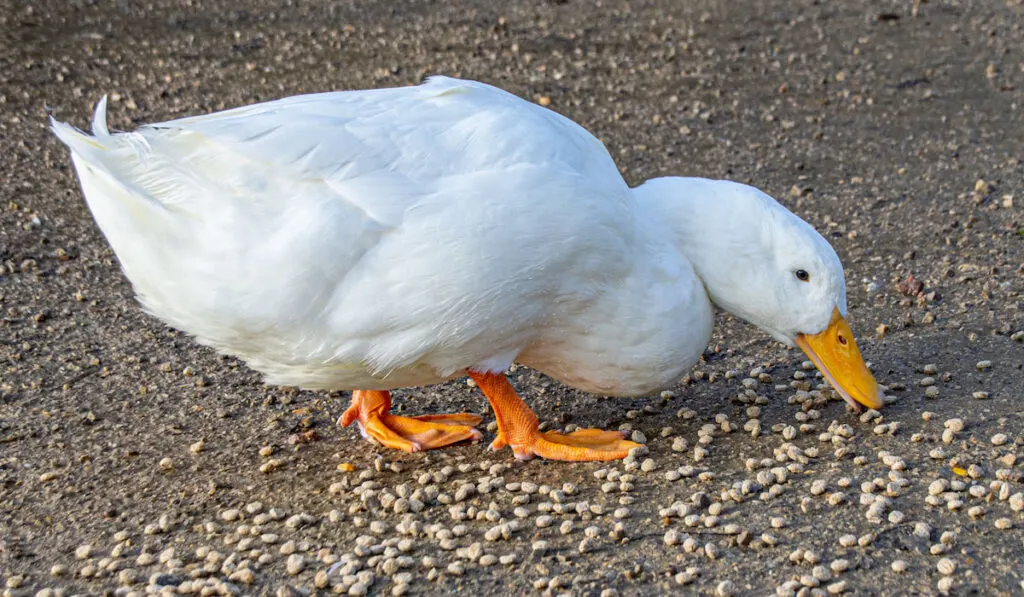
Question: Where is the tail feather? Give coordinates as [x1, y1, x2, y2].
[91, 95, 109, 136]
[50, 95, 110, 156]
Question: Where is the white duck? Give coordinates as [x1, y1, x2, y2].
[51, 76, 882, 461]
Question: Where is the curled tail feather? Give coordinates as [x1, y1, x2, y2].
[50, 95, 110, 155]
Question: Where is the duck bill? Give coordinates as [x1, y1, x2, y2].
[794, 307, 883, 411]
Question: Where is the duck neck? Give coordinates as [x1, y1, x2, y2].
[631, 176, 778, 332]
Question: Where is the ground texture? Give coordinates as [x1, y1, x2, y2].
[1, 0, 1023, 595]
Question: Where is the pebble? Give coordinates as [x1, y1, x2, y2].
[221, 509, 242, 522]
[891, 560, 908, 573]
[118, 569, 137, 585]
[991, 433, 1007, 446]
[229, 569, 255, 584]
[285, 554, 304, 575]
[479, 554, 497, 566]
[936, 558, 956, 576]
[716, 580, 737, 597]
[447, 562, 465, 576]
[944, 418, 964, 433]
[75, 544, 92, 559]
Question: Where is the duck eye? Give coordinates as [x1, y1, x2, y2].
[795, 269, 810, 282]
[837, 333, 848, 346]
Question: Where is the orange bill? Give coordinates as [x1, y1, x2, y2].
[794, 307, 884, 410]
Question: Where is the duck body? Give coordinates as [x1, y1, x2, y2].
[53, 76, 712, 397]
[54, 76, 883, 461]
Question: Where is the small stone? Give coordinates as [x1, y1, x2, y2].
[936, 558, 956, 576]
[447, 562, 465, 576]
[75, 544, 92, 559]
[118, 568, 138, 586]
[149, 573, 182, 586]
[136, 553, 155, 566]
[716, 580, 737, 597]
[975, 360, 992, 370]
[229, 569, 255, 585]
[260, 458, 285, 473]
[479, 554, 498, 566]
[891, 560, 908, 573]
[159, 457, 174, 471]
[991, 433, 1008, 446]
[285, 554, 305, 575]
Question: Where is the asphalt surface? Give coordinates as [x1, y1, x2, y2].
[1, 0, 1022, 595]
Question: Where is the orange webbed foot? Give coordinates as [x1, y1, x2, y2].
[469, 371, 641, 462]
[339, 390, 482, 453]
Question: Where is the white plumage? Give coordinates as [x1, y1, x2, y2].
[52, 76, 879, 417]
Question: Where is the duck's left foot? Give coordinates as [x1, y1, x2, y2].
[468, 370, 641, 462]
[339, 389, 483, 453]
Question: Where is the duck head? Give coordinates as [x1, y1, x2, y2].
[637, 177, 884, 410]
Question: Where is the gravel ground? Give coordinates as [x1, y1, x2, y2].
[1, 0, 1023, 595]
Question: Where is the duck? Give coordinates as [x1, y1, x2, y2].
[50, 76, 883, 462]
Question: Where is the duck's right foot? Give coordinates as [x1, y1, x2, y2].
[468, 370, 641, 462]
[339, 389, 483, 453]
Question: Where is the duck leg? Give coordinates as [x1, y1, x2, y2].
[468, 370, 641, 461]
[339, 390, 482, 453]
